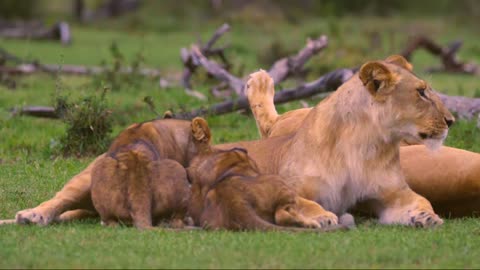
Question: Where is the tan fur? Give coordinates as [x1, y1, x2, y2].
[16, 118, 212, 228]
[187, 148, 339, 231]
[10, 56, 477, 227]
[90, 117, 212, 229]
[246, 56, 480, 218]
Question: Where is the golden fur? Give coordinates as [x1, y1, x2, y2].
[247, 55, 480, 218]
[187, 147, 340, 231]
[16, 118, 212, 227]
[9, 56, 477, 228]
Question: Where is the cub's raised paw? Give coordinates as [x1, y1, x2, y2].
[16, 208, 55, 226]
[410, 210, 443, 228]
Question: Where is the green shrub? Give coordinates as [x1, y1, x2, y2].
[54, 88, 113, 157]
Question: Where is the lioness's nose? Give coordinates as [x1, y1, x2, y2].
[445, 117, 454, 127]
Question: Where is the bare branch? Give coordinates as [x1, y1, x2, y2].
[268, 35, 328, 83]
[401, 36, 479, 75]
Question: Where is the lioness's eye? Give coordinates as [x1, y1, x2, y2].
[417, 88, 426, 98]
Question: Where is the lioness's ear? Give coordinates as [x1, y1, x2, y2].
[385, 55, 413, 71]
[359, 61, 396, 97]
[191, 117, 211, 143]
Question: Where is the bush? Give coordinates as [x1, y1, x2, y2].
[54, 88, 113, 157]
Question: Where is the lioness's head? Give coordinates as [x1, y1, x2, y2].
[358, 55, 454, 149]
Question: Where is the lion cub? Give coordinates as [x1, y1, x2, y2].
[91, 117, 212, 229]
[187, 147, 343, 231]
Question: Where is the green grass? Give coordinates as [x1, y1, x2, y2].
[1, 11, 480, 269]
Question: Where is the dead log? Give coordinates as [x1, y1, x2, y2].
[12, 106, 58, 119]
[268, 35, 328, 83]
[0, 21, 71, 45]
[436, 92, 480, 120]
[181, 24, 328, 98]
[181, 23, 231, 99]
[0, 47, 162, 78]
[172, 68, 354, 119]
[401, 36, 479, 75]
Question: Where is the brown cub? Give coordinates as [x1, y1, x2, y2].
[187, 148, 340, 231]
[91, 117, 212, 229]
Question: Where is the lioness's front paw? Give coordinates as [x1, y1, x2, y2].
[15, 208, 55, 226]
[409, 210, 443, 228]
[314, 211, 338, 229]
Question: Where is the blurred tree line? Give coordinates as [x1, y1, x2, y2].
[0, 0, 479, 21]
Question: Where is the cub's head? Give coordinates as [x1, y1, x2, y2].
[186, 147, 259, 224]
[187, 147, 259, 189]
[359, 55, 454, 150]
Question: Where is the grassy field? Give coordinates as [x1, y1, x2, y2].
[1, 8, 480, 268]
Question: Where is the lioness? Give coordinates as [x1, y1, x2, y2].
[10, 56, 473, 228]
[247, 55, 480, 218]
[187, 147, 346, 231]
[90, 117, 212, 229]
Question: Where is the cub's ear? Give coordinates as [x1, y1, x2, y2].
[162, 110, 173, 119]
[359, 61, 397, 98]
[191, 117, 211, 143]
[385, 55, 413, 71]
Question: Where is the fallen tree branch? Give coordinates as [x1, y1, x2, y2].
[172, 68, 354, 119]
[12, 106, 58, 119]
[180, 23, 231, 99]
[0, 47, 161, 78]
[180, 24, 328, 98]
[172, 67, 480, 122]
[436, 92, 480, 120]
[401, 36, 479, 75]
[0, 21, 71, 45]
[268, 35, 328, 83]
[0, 63, 161, 77]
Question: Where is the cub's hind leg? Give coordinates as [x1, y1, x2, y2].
[151, 159, 191, 227]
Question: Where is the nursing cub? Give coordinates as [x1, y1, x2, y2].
[91, 117, 211, 229]
[187, 147, 344, 231]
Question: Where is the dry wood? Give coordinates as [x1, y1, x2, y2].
[12, 106, 58, 119]
[172, 68, 354, 119]
[182, 26, 329, 98]
[0, 21, 71, 45]
[401, 36, 479, 75]
[0, 47, 161, 77]
[436, 92, 480, 120]
[268, 35, 328, 83]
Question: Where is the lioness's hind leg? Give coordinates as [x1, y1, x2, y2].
[246, 70, 278, 138]
[15, 154, 102, 226]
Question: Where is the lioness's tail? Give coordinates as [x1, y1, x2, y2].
[114, 142, 158, 229]
[245, 70, 278, 139]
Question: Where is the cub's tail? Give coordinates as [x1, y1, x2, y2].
[245, 70, 279, 139]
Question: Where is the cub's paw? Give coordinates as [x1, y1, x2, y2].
[245, 70, 275, 100]
[314, 211, 338, 229]
[409, 210, 443, 228]
[15, 208, 55, 226]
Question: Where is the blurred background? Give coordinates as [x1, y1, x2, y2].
[0, 0, 479, 157]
